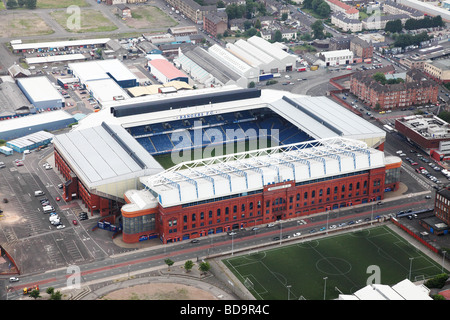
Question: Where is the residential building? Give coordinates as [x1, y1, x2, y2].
[383, 0, 426, 19]
[116, 4, 131, 18]
[331, 12, 362, 32]
[165, 0, 216, 24]
[362, 14, 410, 30]
[350, 69, 438, 109]
[325, 0, 359, 19]
[350, 37, 373, 59]
[203, 13, 228, 36]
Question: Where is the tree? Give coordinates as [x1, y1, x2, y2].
[17, 0, 25, 7]
[50, 291, 62, 300]
[184, 260, 194, 273]
[248, 81, 255, 88]
[29, 289, 41, 300]
[6, 0, 18, 9]
[273, 30, 283, 42]
[372, 72, 387, 84]
[316, 2, 331, 17]
[164, 258, 174, 271]
[385, 19, 402, 33]
[199, 261, 211, 275]
[281, 12, 288, 21]
[311, 20, 324, 39]
[217, 0, 225, 8]
[25, 0, 36, 9]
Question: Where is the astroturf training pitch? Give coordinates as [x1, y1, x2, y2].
[222, 225, 448, 300]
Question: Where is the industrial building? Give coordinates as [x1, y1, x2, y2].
[84, 78, 130, 105]
[0, 79, 32, 120]
[16, 76, 65, 110]
[0, 110, 74, 141]
[69, 59, 139, 89]
[147, 59, 189, 84]
[52, 86, 392, 244]
[6, 130, 54, 153]
[395, 115, 450, 160]
[175, 36, 297, 88]
[10, 38, 111, 53]
[318, 49, 355, 67]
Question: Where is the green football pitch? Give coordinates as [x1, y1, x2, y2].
[153, 138, 277, 169]
[222, 226, 448, 300]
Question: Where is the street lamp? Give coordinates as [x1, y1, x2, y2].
[323, 277, 328, 300]
[409, 257, 414, 280]
[442, 251, 447, 273]
[287, 285, 292, 300]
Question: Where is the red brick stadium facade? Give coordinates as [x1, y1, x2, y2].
[121, 164, 401, 244]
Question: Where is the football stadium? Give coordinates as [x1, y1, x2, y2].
[53, 86, 401, 243]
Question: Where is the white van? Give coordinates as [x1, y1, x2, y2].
[34, 190, 45, 197]
[43, 205, 54, 213]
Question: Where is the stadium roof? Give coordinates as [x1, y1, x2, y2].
[73, 87, 385, 147]
[270, 95, 383, 140]
[140, 137, 386, 208]
[53, 122, 163, 189]
[339, 279, 432, 300]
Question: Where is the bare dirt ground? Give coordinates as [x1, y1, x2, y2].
[100, 282, 217, 300]
[0, 13, 53, 38]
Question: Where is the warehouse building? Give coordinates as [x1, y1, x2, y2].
[16, 76, 65, 110]
[11, 38, 111, 53]
[69, 59, 138, 88]
[0, 80, 32, 120]
[246, 36, 297, 72]
[6, 130, 54, 153]
[84, 78, 130, 105]
[147, 59, 189, 84]
[0, 110, 74, 141]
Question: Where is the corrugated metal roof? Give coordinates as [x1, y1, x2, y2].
[141, 137, 386, 208]
[53, 123, 163, 187]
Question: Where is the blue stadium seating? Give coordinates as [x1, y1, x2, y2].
[132, 111, 312, 155]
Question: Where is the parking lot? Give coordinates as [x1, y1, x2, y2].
[0, 146, 128, 276]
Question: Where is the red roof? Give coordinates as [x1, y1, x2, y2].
[439, 289, 450, 300]
[326, 0, 358, 13]
[148, 59, 187, 80]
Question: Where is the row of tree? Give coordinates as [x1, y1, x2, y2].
[225, 0, 267, 20]
[6, 0, 36, 9]
[302, 0, 331, 18]
[385, 16, 445, 33]
[392, 31, 431, 49]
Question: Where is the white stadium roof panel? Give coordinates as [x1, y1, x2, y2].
[53, 123, 163, 187]
[141, 137, 385, 208]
